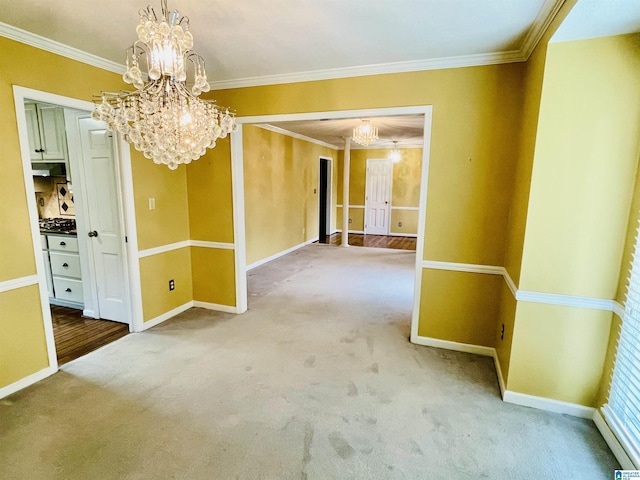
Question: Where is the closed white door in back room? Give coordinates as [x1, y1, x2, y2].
[365, 159, 392, 235]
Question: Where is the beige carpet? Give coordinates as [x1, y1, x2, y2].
[0, 245, 618, 479]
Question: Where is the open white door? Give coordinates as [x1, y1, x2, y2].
[78, 118, 129, 323]
[365, 159, 392, 235]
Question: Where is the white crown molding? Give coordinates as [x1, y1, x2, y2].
[0, 274, 39, 293]
[0, 22, 125, 76]
[1, 1, 563, 91]
[520, 0, 567, 61]
[255, 124, 340, 150]
[210, 50, 524, 90]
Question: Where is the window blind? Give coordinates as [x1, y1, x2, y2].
[604, 222, 640, 467]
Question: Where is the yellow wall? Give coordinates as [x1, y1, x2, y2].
[418, 269, 502, 347]
[390, 209, 419, 236]
[243, 126, 336, 265]
[139, 248, 193, 322]
[508, 302, 612, 406]
[191, 248, 236, 307]
[494, 280, 517, 384]
[519, 34, 640, 298]
[0, 285, 49, 387]
[504, 33, 640, 406]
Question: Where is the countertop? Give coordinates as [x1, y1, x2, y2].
[40, 229, 78, 236]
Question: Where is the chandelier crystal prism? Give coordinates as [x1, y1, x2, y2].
[352, 119, 378, 147]
[92, 0, 236, 170]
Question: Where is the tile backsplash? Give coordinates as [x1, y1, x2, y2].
[34, 176, 75, 219]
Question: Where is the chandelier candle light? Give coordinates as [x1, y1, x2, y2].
[352, 119, 378, 147]
[93, 0, 236, 170]
[388, 141, 401, 163]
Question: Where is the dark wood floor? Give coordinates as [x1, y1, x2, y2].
[51, 305, 129, 365]
[317, 233, 417, 251]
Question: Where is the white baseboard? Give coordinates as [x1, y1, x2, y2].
[193, 301, 239, 314]
[593, 409, 635, 469]
[503, 390, 595, 419]
[334, 229, 366, 235]
[492, 351, 506, 398]
[387, 232, 418, 237]
[0, 366, 57, 400]
[410, 334, 495, 357]
[142, 301, 194, 330]
[247, 237, 318, 270]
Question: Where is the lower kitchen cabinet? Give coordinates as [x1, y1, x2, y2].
[45, 233, 83, 308]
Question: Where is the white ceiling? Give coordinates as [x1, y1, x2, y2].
[553, 0, 640, 42]
[263, 115, 426, 150]
[2, 0, 638, 148]
[0, 0, 562, 89]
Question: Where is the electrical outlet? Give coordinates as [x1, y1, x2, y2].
[169, 279, 175, 291]
[348, 218, 352, 224]
[39, 198, 45, 207]
[313, 188, 317, 194]
[148, 197, 156, 210]
[398, 221, 403, 227]
[501, 323, 505, 340]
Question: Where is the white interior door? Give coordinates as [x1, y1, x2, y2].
[365, 159, 392, 235]
[78, 118, 128, 323]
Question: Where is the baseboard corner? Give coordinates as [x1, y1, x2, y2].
[0, 365, 57, 400]
[142, 301, 194, 330]
[503, 390, 595, 418]
[411, 334, 495, 357]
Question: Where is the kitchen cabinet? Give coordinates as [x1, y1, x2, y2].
[25, 102, 69, 163]
[47, 234, 83, 307]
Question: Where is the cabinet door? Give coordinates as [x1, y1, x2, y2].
[37, 104, 68, 162]
[25, 103, 43, 161]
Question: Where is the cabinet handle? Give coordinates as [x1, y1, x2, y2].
[62, 263, 69, 267]
[65, 288, 72, 292]
[59, 241, 66, 246]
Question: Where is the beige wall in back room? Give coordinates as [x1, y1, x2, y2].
[243, 125, 336, 266]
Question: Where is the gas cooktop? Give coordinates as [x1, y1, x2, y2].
[39, 218, 76, 232]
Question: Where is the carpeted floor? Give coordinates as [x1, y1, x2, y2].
[0, 245, 618, 479]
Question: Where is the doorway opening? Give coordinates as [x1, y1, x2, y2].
[14, 86, 137, 368]
[318, 157, 332, 244]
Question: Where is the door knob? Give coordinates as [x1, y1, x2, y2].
[88, 230, 99, 237]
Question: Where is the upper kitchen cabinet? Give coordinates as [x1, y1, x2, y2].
[25, 102, 69, 163]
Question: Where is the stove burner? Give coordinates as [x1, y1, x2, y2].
[39, 218, 76, 231]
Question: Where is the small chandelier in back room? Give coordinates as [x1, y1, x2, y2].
[352, 119, 378, 147]
[92, 0, 236, 170]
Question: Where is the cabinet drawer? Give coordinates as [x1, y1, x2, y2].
[50, 252, 82, 278]
[48, 235, 78, 253]
[53, 277, 83, 304]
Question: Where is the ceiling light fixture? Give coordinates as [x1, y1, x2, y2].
[92, 0, 236, 170]
[388, 141, 401, 163]
[352, 119, 378, 147]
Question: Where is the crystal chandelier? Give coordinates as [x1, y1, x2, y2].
[388, 141, 402, 163]
[352, 120, 378, 147]
[92, 0, 236, 170]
